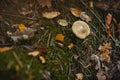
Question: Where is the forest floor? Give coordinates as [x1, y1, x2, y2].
[0, 0, 120, 80]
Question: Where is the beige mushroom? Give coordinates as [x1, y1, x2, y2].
[72, 20, 90, 39]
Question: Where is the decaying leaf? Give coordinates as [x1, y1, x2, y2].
[95, 2, 109, 11]
[70, 8, 81, 17]
[68, 43, 74, 49]
[28, 51, 40, 57]
[75, 73, 83, 80]
[105, 13, 112, 29]
[55, 34, 64, 42]
[91, 54, 101, 70]
[38, 0, 52, 8]
[9, 28, 37, 42]
[100, 50, 111, 63]
[42, 11, 61, 19]
[18, 24, 27, 31]
[37, 45, 48, 54]
[39, 56, 46, 64]
[98, 42, 112, 51]
[57, 19, 68, 26]
[96, 70, 106, 80]
[0, 46, 14, 53]
[80, 12, 92, 22]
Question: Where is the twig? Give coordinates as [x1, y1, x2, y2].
[12, 52, 23, 68]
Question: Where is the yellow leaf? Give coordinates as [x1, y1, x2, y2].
[55, 34, 64, 42]
[0, 46, 14, 53]
[42, 11, 61, 19]
[18, 24, 27, 31]
[68, 43, 74, 49]
[70, 8, 81, 17]
[39, 56, 46, 64]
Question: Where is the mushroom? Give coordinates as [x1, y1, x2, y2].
[72, 20, 90, 39]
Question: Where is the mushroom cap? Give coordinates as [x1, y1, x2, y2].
[72, 20, 90, 39]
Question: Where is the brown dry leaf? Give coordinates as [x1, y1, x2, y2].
[96, 70, 106, 80]
[39, 56, 46, 64]
[70, 8, 81, 17]
[38, 0, 52, 8]
[95, 2, 109, 11]
[105, 13, 112, 29]
[0, 46, 14, 53]
[28, 51, 40, 57]
[55, 34, 64, 42]
[42, 11, 61, 19]
[98, 42, 111, 51]
[106, 29, 112, 37]
[37, 45, 48, 54]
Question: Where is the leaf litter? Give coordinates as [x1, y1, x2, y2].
[0, 0, 120, 80]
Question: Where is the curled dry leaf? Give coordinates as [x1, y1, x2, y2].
[39, 56, 46, 64]
[0, 46, 14, 53]
[70, 8, 81, 17]
[75, 73, 83, 80]
[28, 51, 39, 57]
[42, 11, 61, 19]
[38, 0, 52, 8]
[80, 12, 92, 22]
[55, 34, 64, 42]
[95, 2, 109, 11]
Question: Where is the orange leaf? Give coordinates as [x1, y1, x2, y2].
[0, 46, 14, 53]
[70, 8, 81, 17]
[42, 11, 61, 19]
[68, 43, 74, 49]
[18, 24, 27, 31]
[55, 34, 64, 42]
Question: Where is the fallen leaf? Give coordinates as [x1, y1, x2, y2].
[105, 13, 112, 29]
[96, 70, 106, 80]
[68, 43, 74, 49]
[37, 45, 48, 54]
[42, 11, 61, 19]
[39, 56, 46, 64]
[98, 42, 112, 51]
[89, 0, 94, 8]
[57, 19, 68, 26]
[70, 8, 81, 17]
[38, 0, 52, 8]
[95, 2, 109, 11]
[55, 34, 64, 42]
[75, 73, 83, 80]
[80, 12, 92, 22]
[0, 46, 14, 53]
[28, 51, 40, 57]
[100, 50, 111, 63]
[18, 24, 27, 31]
